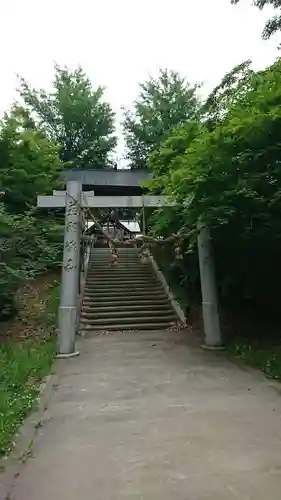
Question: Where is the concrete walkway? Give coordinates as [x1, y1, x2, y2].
[10, 330, 281, 499]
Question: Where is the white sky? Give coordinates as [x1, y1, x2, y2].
[1, 0, 280, 160]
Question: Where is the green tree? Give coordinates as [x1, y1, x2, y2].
[19, 65, 117, 169]
[149, 57, 281, 308]
[0, 203, 63, 320]
[123, 69, 199, 169]
[0, 107, 65, 319]
[0, 106, 63, 213]
[157, 58, 281, 228]
[231, 0, 281, 39]
[201, 60, 253, 127]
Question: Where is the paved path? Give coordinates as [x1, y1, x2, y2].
[10, 330, 281, 499]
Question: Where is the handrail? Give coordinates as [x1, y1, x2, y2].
[76, 234, 94, 334]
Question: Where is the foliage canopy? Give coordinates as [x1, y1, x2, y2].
[123, 69, 199, 169]
[231, 0, 281, 39]
[19, 65, 117, 169]
[149, 58, 281, 309]
[0, 106, 62, 213]
[0, 106, 64, 319]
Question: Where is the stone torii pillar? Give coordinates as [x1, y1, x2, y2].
[57, 180, 82, 358]
[197, 224, 224, 350]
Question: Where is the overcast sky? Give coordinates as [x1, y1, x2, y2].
[1, 0, 280, 159]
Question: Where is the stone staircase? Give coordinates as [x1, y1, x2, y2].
[80, 247, 178, 332]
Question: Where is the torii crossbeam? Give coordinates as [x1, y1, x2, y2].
[38, 193, 168, 208]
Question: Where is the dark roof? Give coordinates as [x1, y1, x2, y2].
[86, 220, 133, 237]
[61, 169, 152, 187]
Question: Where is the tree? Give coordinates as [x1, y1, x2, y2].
[159, 58, 281, 228]
[0, 106, 63, 213]
[231, 0, 281, 39]
[0, 107, 65, 319]
[149, 57, 281, 309]
[201, 60, 253, 127]
[0, 202, 63, 320]
[123, 69, 199, 169]
[19, 65, 117, 169]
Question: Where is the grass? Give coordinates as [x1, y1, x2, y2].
[227, 338, 281, 381]
[154, 251, 281, 381]
[153, 248, 281, 381]
[0, 281, 60, 456]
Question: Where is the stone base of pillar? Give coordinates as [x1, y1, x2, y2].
[57, 306, 77, 356]
[201, 301, 223, 349]
[56, 351, 80, 359]
[201, 344, 226, 351]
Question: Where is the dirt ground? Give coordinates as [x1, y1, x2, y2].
[0, 271, 60, 341]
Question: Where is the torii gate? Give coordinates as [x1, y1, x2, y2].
[37, 169, 222, 357]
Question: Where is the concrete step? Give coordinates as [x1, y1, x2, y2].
[88, 264, 150, 268]
[80, 308, 175, 320]
[80, 314, 176, 326]
[85, 283, 158, 290]
[89, 262, 142, 266]
[83, 290, 165, 299]
[84, 283, 160, 291]
[83, 293, 164, 300]
[89, 260, 149, 269]
[83, 288, 166, 297]
[86, 278, 157, 285]
[91, 249, 140, 254]
[83, 295, 167, 303]
[90, 252, 140, 255]
[91, 246, 140, 254]
[80, 310, 176, 324]
[89, 253, 141, 258]
[86, 268, 153, 275]
[84, 283, 162, 291]
[88, 265, 151, 269]
[90, 249, 140, 253]
[89, 258, 141, 261]
[90, 254, 144, 258]
[81, 303, 171, 313]
[87, 268, 149, 274]
[86, 272, 156, 278]
[87, 271, 152, 276]
[80, 321, 174, 332]
[86, 273, 154, 280]
[82, 298, 171, 307]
